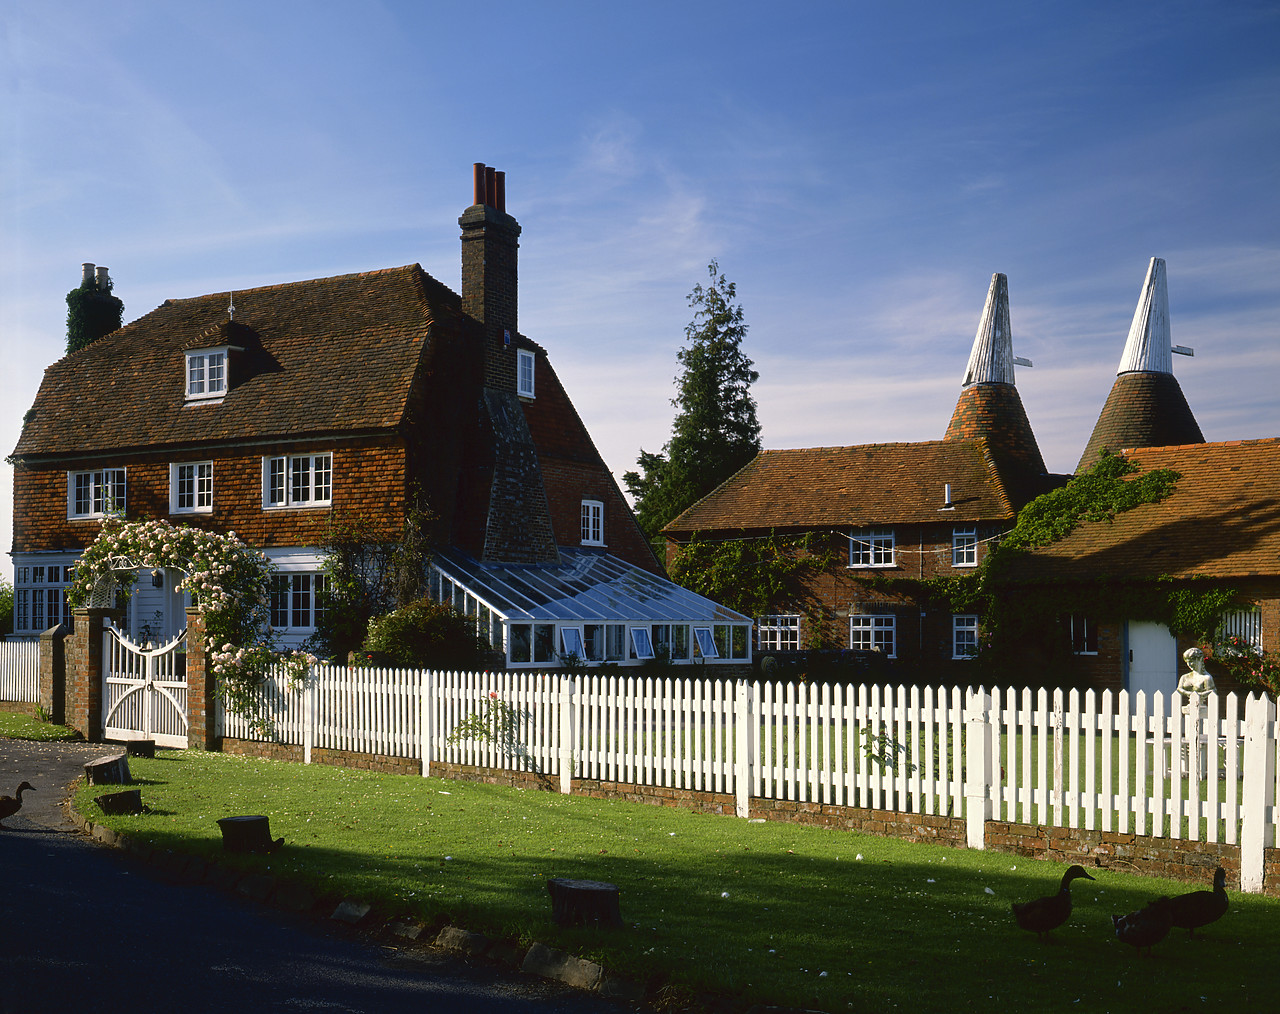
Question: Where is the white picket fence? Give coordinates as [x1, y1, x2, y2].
[219, 667, 1280, 892]
[0, 641, 40, 703]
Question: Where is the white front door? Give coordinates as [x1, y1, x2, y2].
[1125, 620, 1178, 715]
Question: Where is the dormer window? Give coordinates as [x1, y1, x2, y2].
[581, 500, 604, 546]
[186, 348, 228, 401]
[517, 349, 535, 398]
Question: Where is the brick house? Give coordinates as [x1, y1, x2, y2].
[663, 273, 1065, 677]
[996, 437, 1280, 706]
[9, 164, 751, 668]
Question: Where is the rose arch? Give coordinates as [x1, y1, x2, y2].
[68, 516, 312, 724]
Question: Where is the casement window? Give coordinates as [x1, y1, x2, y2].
[170, 461, 213, 514]
[68, 468, 126, 518]
[849, 528, 895, 568]
[185, 348, 228, 400]
[1067, 613, 1098, 655]
[953, 614, 979, 658]
[850, 614, 896, 656]
[952, 526, 978, 567]
[758, 614, 801, 652]
[270, 574, 328, 630]
[560, 626, 586, 662]
[517, 349, 536, 398]
[630, 626, 655, 659]
[581, 500, 604, 546]
[692, 626, 719, 659]
[12, 564, 73, 635]
[263, 453, 332, 508]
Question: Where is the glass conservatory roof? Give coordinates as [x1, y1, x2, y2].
[432, 547, 750, 625]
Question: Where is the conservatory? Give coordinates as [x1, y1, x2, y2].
[428, 547, 752, 668]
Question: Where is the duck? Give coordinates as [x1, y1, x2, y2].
[1113, 896, 1173, 955]
[1011, 863, 1096, 940]
[0, 782, 35, 827]
[1169, 866, 1229, 936]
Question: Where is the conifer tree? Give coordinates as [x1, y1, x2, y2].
[625, 260, 761, 540]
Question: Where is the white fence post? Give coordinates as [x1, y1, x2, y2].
[965, 687, 992, 849]
[735, 679, 752, 818]
[421, 669, 434, 779]
[1240, 693, 1276, 893]
[303, 669, 314, 765]
[558, 674, 575, 795]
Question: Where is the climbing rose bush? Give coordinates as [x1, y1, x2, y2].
[68, 516, 313, 728]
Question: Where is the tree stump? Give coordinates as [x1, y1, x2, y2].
[95, 789, 143, 815]
[546, 878, 623, 928]
[84, 753, 132, 786]
[217, 815, 284, 854]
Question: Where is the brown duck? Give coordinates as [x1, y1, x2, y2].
[1113, 896, 1173, 955]
[1169, 866, 1228, 936]
[1011, 864, 1096, 940]
[0, 782, 35, 827]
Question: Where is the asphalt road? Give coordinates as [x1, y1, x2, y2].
[0, 738, 639, 1014]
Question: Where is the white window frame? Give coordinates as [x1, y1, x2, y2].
[560, 626, 586, 662]
[68, 468, 126, 519]
[580, 500, 604, 546]
[11, 560, 75, 635]
[185, 347, 228, 401]
[953, 614, 979, 658]
[850, 614, 896, 657]
[170, 461, 213, 514]
[517, 349, 536, 398]
[262, 453, 333, 508]
[952, 526, 978, 568]
[630, 626, 655, 659]
[269, 572, 328, 632]
[849, 528, 895, 568]
[1217, 607, 1262, 653]
[757, 614, 801, 653]
[692, 626, 719, 659]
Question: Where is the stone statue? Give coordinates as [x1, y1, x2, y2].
[1176, 646, 1216, 714]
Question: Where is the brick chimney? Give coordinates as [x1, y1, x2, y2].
[460, 163, 521, 391]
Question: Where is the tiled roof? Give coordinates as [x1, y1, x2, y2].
[944, 382, 1047, 479]
[1077, 370, 1204, 473]
[12, 265, 465, 459]
[663, 439, 1016, 533]
[1008, 438, 1280, 582]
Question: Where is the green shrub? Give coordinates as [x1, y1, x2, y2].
[361, 598, 488, 670]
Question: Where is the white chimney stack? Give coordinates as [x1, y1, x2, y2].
[95, 266, 110, 290]
[81, 262, 96, 286]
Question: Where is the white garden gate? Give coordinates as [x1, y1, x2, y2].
[102, 622, 189, 748]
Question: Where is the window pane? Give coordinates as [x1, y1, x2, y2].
[196, 463, 213, 507]
[509, 624, 532, 663]
[207, 351, 225, 392]
[267, 458, 285, 505]
[313, 454, 332, 502]
[534, 624, 556, 663]
[291, 457, 311, 504]
[270, 577, 290, 627]
[560, 627, 585, 660]
[630, 627, 654, 659]
[692, 626, 718, 658]
[188, 354, 205, 394]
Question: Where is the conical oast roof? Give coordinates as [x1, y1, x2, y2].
[1078, 257, 1203, 472]
[945, 273, 1047, 483]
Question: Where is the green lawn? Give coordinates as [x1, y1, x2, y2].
[76, 749, 1279, 1011]
[0, 710, 80, 741]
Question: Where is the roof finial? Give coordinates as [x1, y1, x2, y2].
[227, 292, 235, 321]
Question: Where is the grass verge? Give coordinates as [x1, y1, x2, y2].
[77, 749, 1279, 1011]
[0, 710, 80, 741]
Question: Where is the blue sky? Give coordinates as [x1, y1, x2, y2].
[3, 1, 1279, 583]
